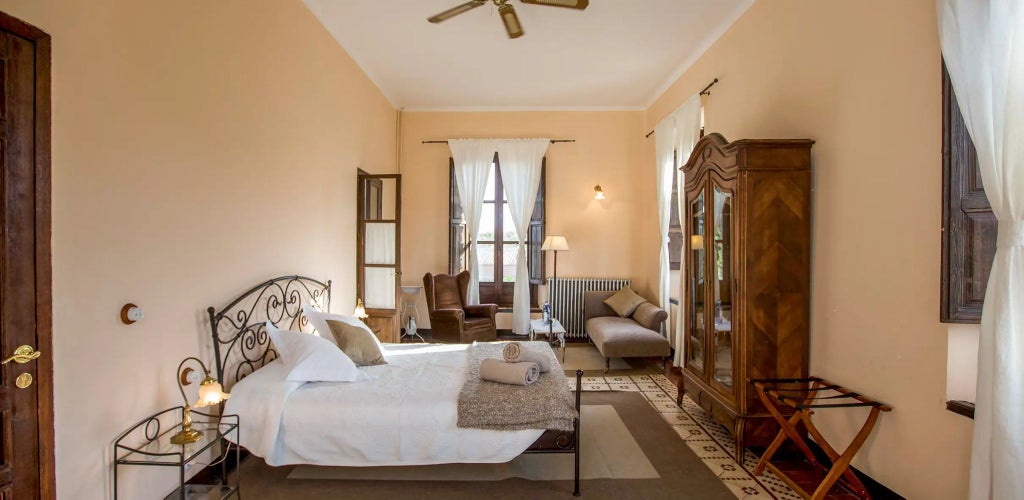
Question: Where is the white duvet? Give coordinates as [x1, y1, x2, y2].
[223, 342, 544, 467]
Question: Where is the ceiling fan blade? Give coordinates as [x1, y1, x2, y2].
[428, 0, 487, 23]
[519, 0, 589, 9]
[499, 3, 524, 39]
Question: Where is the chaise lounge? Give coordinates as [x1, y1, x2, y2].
[583, 290, 671, 372]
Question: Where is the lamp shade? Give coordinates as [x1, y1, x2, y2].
[354, 298, 369, 319]
[193, 376, 230, 408]
[691, 234, 705, 250]
[541, 236, 570, 252]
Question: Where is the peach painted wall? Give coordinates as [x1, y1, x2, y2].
[646, 1, 971, 497]
[0, 0, 395, 498]
[400, 111, 654, 327]
[946, 324, 978, 401]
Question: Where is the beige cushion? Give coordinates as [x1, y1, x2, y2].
[326, 319, 387, 366]
[603, 287, 647, 317]
[587, 317, 671, 358]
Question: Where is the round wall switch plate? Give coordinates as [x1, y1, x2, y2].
[120, 303, 144, 324]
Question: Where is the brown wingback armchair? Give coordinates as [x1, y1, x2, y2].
[423, 271, 498, 343]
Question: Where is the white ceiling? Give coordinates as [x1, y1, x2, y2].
[303, 0, 753, 110]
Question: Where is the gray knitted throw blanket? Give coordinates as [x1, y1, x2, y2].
[457, 341, 578, 432]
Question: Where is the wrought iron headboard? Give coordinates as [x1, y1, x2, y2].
[207, 275, 331, 391]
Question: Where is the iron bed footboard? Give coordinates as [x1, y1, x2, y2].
[523, 369, 584, 496]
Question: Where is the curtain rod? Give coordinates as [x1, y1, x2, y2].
[644, 78, 719, 138]
[422, 139, 575, 144]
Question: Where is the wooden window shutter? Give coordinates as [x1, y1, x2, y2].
[941, 62, 997, 323]
[449, 159, 468, 274]
[529, 159, 546, 284]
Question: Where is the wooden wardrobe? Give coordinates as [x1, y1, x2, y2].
[677, 133, 813, 455]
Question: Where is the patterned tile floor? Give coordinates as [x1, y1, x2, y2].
[567, 373, 802, 500]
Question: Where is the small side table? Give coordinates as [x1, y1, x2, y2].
[529, 318, 566, 363]
[114, 407, 240, 500]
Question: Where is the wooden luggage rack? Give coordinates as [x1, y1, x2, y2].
[751, 377, 892, 499]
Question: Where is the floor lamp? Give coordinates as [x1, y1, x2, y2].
[541, 236, 570, 324]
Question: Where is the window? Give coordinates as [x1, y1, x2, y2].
[941, 61, 996, 323]
[669, 181, 683, 270]
[450, 156, 545, 307]
[669, 128, 703, 270]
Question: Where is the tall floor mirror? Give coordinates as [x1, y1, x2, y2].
[357, 170, 401, 343]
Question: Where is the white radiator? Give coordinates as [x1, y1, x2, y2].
[546, 277, 631, 340]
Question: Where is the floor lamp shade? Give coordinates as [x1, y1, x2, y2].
[542, 236, 569, 322]
[541, 236, 570, 252]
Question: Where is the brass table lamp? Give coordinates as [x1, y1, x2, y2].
[354, 298, 369, 319]
[170, 357, 230, 445]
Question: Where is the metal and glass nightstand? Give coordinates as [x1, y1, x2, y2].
[114, 407, 240, 500]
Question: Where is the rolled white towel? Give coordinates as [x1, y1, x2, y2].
[479, 358, 540, 386]
[502, 342, 552, 373]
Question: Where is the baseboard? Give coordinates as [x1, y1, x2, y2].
[403, 328, 593, 343]
[804, 440, 905, 499]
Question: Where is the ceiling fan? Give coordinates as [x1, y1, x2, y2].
[428, 0, 589, 39]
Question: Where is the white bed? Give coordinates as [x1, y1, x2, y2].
[224, 342, 544, 467]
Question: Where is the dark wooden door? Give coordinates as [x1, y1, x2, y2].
[0, 11, 53, 500]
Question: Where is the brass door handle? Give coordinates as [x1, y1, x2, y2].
[1, 345, 41, 365]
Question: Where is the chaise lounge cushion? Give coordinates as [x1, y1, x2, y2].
[603, 286, 648, 317]
[631, 302, 669, 332]
[587, 317, 672, 358]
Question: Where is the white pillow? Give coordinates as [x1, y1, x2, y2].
[303, 304, 384, 348]
[267, 322, 362, 383]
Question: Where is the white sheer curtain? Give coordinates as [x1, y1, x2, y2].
[673, 94, 702, 367]
[448, 139, 497, 305]
[654, 116, 676, 331]
[938, 1, 1024, 498]
[364, 223, 395, 265]
[496, 139, 550, 335]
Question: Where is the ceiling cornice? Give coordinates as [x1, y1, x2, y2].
[401, 105, 646, 112]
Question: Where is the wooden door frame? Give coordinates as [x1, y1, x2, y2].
[355, 171, 402, 313]
[0, 10, 54, 499]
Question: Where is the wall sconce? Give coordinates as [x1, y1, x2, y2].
[593, 185, 606, 200]
[691, 234, 705, 250]
[354, 298, 369, 319]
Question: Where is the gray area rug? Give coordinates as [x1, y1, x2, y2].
[288, 405, 658, 481]
[237, 392, 734, 499]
